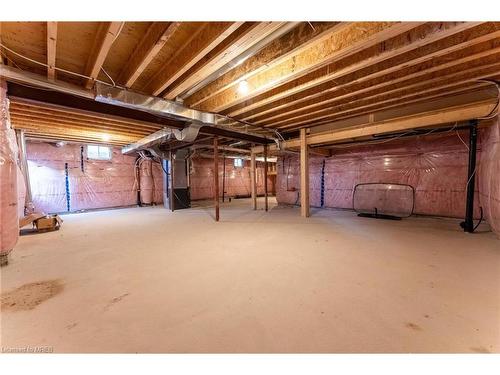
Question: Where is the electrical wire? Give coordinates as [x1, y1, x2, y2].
[0, 41, 116, 87]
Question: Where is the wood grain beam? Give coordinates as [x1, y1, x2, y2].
[252, 99, 497, 153]
[225, 22, 488, 120]
[163, 22, 285, 100]
[289, 100, 498, 148]
[300, 128, 310, 217]
[84, 22, 123, 89]
[183, 22, 341, 108]
[262, 49, 500, 128]
[144, 22, 243, 96]
[10, 113, 151, 136]
[243, 27, 500, 125]
[10, 121, 139, 144]
[274, 62, 500, 130]
[46, 22, 57, 81]
[193, 22, 424, 112]
[10, 103, 162, 132]
[118, 22, 182, 88]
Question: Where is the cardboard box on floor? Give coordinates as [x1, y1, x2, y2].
[19, 213, 63, 232]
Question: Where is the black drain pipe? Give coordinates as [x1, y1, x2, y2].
[461, 119, 478, 233]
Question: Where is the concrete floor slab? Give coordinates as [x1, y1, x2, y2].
[1, 198, 499, 353]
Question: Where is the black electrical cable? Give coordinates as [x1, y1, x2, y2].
[473, 206, 484, 232]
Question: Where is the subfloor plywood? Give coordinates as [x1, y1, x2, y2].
[1, 198, 499, 353]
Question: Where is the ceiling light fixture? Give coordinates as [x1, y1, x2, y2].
[101, 133, 111, 142]
[237, 80, 249, 94]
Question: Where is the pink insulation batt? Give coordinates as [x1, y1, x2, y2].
[189, 156, 274, 200]
[26, 142, 163, 213]
[478, 116, 500, 237]
[277, 129, 497, 225]
[0, 80, 19, 255]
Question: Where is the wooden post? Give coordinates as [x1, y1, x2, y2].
[264, 144, 268, 212]
[300, 128, 310, 217]
[214, 137, 220, 221]
[222, 154, 226, 203]
[250, 150, 257, 210]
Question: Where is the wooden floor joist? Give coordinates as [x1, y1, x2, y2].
[195, 22, 423, 113]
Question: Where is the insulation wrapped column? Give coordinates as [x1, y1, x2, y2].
[0, 79, 19, 263]
[139, 159, 154, 205]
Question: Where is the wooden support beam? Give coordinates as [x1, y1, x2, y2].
[289, 100, 498, 148]
[46, 22, 57, 81]
[84, 22, 123, 89]
[264, 144, 268, 212]
[251, 150, 257, 210]
[214, 136, 220, 221]
[118, 22, 182, 88]
[144, 22, 242, 96]
[300, 128, 310, 217]
[251, 99, 497, 153]
[194, 22, 423, 112]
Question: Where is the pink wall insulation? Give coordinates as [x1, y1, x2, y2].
[189, 157, 275, 200]
[277, 130, 488, 221]
[139, 158, 163, 205]
[0, 79, 19, 256]
[26, 142, 163, 214]
[478, 117, 500, 237]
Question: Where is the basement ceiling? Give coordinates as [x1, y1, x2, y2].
[1, 21, 499, 145]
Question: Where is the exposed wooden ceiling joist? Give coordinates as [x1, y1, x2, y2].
[84, 22, 123, 89]
[220, 22, 489, 123]
[46, 22, 57, 81]
[183, 22, 340, 108]
[193, 22, 425, 113]
[235, 26, 500, 126]
[117, 22, 182, 88]
[163, 22, 285, 100]
[144, 22, 243, 96]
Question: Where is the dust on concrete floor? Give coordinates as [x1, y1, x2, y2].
[1, 198, 499, 353]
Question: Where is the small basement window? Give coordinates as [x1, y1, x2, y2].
[234, 158, 244, 168]
[87, 145, 112, 161]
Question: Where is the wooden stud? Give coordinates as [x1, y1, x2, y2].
[250, 150, 257, 210]
[84, 22, 123, 89]
[118, 22, 182, 88]
[46, 22, 57, 81]
[300, 128, 310, 217]
[214, 136, 220, 221]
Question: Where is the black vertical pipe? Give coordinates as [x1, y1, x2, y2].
[463, 119, 478, 233]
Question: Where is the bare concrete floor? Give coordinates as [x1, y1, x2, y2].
[1, 198, 499, 353]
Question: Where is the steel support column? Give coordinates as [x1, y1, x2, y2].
[462, 119, 479, 233]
